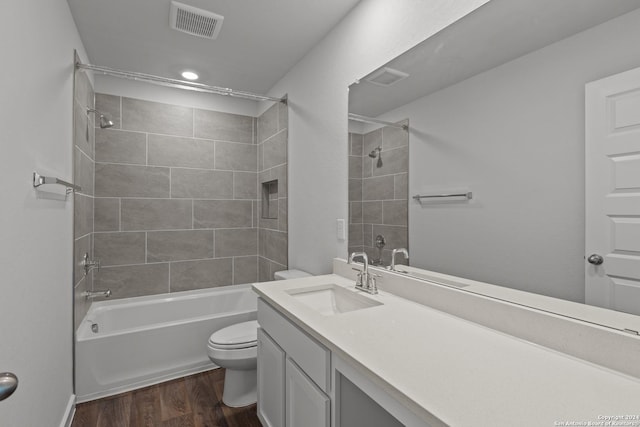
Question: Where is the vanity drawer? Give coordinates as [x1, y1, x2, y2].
[258, 298, 330, 392]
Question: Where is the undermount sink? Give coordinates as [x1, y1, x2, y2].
[286, 284, 383, 316]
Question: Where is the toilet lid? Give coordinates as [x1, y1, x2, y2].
[209, 320, 258, 349]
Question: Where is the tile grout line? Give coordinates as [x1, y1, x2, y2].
[75, 144, 94, 164]
[260, 127, 287, 145]
[94, 255, 241, 270]
[95, 160, 256, 174]
[93, 225, 258, 234]
[213, 140, 217, 170]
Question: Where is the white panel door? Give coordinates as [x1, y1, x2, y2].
[586, 66, 640, 315]
[257, 328, 286, 427]
[285, 357, 330, 427]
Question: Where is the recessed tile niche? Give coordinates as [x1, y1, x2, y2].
[262, 180, 278, 219]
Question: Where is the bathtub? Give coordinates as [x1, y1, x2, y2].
[75, 284, 257, 403]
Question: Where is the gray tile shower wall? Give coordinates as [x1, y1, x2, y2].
[73, 64, 95, 330]
[348, 122, 408, 266]
[257, 102, 288, 281]
[91, 94, 284, 300]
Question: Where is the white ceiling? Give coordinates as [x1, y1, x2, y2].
[67, 0, 361, 94]
[349, 0, 640, 117]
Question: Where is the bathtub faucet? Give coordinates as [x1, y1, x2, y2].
[83, 289, 112, 299]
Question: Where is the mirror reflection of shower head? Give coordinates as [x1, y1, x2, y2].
[86, 108, 115, 129]
[369, 146, 383, 168]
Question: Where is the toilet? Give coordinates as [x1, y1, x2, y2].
[208, 320, 259, 407]
[274, 269, 312, 280]
[207, 269, 311, 407]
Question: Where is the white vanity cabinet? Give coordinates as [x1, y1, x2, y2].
[257, 298, 331, 427]
[257, 295, 428, 427]
[285, 358, 330, 427]
[257, 328, 285, 427]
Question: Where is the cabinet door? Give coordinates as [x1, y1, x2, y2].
[257, 328, 285, 427]
[286, 358, 330, 427]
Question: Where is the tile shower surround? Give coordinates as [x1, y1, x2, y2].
[79, 94, 288, 301]
[348, 122, 409, 266]
[257, 101, 289, 281]
[73, 65, 95, 329]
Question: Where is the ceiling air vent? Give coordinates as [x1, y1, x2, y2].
[169, 1, 224, 39]
[365, 67, 409, 86]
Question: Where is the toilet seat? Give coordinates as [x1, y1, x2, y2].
[208, 320, 258, 350]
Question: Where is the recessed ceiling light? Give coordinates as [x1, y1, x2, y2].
[181, 71, 199, 80]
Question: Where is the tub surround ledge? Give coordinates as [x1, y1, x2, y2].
[252, 262, 640, 427]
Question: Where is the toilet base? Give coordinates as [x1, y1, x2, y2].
[222, 368, 257, 407]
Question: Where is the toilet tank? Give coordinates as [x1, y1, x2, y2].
[274, 269, 311, 280]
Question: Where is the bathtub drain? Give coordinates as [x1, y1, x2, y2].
[91, 323, 99, 333]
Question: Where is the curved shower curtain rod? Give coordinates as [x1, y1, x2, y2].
[348, 113, 408, 131]
[75, 62, 286, 104]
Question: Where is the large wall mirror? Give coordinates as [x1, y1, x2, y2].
[347, 0, 640, 329]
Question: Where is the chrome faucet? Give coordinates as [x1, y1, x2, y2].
[83, 289, 112, 299]
[389, 248, 409, 271]
[348, 252, 379, 295]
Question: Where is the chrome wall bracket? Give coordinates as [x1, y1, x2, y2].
[33, 171, 81, 195]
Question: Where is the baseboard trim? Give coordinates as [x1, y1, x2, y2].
[60, 394, 76, 427]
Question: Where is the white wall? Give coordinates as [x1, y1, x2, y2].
[0, 0, 87, 425]
[377, 8, 640, 302]
[95, 75, 258, 117]
[264, 0, 490, 274]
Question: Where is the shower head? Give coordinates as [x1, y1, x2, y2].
[99, 115, 115, 129]
[86, 108, 114, 129]
[368, 146, 382, 158]
[368, 146, 383, 168]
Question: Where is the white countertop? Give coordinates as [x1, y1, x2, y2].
[253, 274, 640, 426]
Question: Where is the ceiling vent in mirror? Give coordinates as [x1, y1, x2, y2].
[365, 67, 409, 86]
[170, 1, 224, 39]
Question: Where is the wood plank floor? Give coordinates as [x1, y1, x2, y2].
[72, 369, 262, 427]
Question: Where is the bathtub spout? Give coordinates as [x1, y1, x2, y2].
[83, 289, 111, 299]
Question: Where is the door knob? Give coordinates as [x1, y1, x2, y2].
[0, 372, 18, 401]
[587, 254, 604, 265]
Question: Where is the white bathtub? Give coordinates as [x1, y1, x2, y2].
[75, 284, 257, 402]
